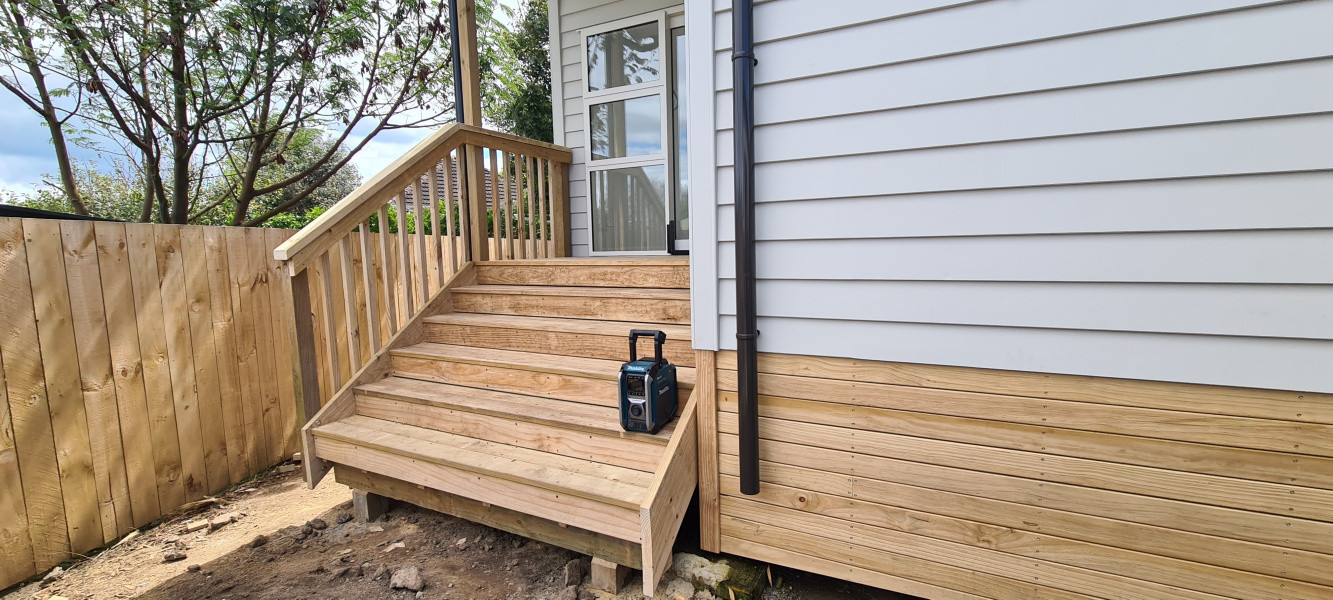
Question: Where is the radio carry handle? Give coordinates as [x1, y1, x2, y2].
[628, 329, 667, 365]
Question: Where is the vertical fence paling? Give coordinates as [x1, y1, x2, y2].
[0, 218, 299, 590]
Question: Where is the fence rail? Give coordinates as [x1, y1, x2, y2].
[0, 218, 297, 589]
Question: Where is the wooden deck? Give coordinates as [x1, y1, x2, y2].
[301, 257, 695, 596]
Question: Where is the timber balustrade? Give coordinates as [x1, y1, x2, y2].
[273, 123, 572, 422]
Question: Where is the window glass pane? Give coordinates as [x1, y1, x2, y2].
[670, 28, 688, 241]
[587, 22, 660, 91]
[589, 95, 662, 160]
[591, 165, 667, 253]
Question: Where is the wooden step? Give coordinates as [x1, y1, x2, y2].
[451, 285, 690, 324]
[423, 313, 695, 367]
[390, 343, 695, 408]
[476, 262, 689, 289]
[352, 377, 670, 471]
[476, 258, 689, 266]
[311, 416, 644, 540]
[320, 416, 652, 503]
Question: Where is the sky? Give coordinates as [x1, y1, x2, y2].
[0, 0, 521, 197]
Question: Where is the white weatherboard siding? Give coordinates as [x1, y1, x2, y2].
[551, 0, 684, 256]
[692, 0, 1333, 393]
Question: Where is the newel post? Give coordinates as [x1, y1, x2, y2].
[464, 142, 490, 262]
[550, 161, 571, 257]
[282, 265, 322, 468]
[454, 0, 487, 262]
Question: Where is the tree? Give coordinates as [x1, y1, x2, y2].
[14, 158, 149, 222]
[0, 0, 87, 213]
[193, 128, 363, 225]
[2, 0, 508, 224]
[493, 0, 552, 143]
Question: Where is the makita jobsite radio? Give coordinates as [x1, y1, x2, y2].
[618, 330, 678, 434]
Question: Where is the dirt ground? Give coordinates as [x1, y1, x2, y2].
[3, 467, 912, 600]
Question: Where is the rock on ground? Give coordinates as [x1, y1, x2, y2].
[671, 553, 766, 600]
[40, 566, 64, 587]
[564, 557, 589, 586]
[390, 565, 425, 591]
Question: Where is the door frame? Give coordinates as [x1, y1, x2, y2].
[580, 9, 686, 256]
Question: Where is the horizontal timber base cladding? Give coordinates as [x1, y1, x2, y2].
[707, 351, 1333, 600]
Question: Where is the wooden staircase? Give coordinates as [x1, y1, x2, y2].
[301, 257, 696, 596]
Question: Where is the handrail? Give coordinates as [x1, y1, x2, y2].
[273, 122, 573, 448]
[275, 123, 467, 275]
[275, 123, 573, 274]
[459, 124, 572, 163]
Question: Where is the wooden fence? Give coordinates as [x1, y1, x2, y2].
[0, 217, 298, 589]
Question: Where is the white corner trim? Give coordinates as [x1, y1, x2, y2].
[687, 0, 719, 351]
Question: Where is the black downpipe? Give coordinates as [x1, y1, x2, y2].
[449, 0, 466, 123]
[732, 0, 760, 495]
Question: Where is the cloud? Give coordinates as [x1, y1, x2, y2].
[345, 128, 434, 180]
[0, 154, 61, 195]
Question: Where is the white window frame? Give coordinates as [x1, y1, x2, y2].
[665, 15, 687, 252]
[582, 11, 673, 256]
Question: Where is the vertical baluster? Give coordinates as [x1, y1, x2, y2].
[503, 150, 514, 259]
[359, 218, 382, 351]
[526, 155, 536, 258]
[464, 142, 487, 262]
[429, 161, 443, 291]
[445, 152, 459, 273]
[377, 204, 399, 330]
[338, 235, 362, 369]
[493, 148, 506, 260]
[514, 153, 526, 259]
[414, 177, 428, 304]
[489, 147, 502, 260]
[317, 251, 341, 388]
[394, 191, 414, 315]
[537, 158, 549, 258]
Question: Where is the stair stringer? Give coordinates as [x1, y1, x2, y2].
[301, 262, 477, 488]
[640, 392, 700, 597]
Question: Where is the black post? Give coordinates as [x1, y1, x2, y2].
[732, 0, 760, 495]
[449, 0, 465, 124]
